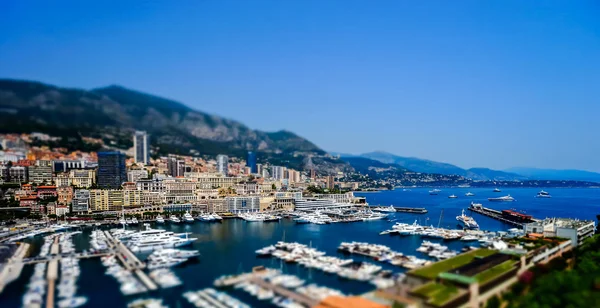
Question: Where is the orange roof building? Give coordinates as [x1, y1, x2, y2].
[314, 296, 389, 308]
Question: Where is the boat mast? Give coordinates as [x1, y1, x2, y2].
[437, 209, 444, 228]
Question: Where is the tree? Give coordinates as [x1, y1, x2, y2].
[271, 183, 277, 190]
[48, 214, 57, 219]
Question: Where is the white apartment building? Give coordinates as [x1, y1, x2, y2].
[225, 196, 260, 213]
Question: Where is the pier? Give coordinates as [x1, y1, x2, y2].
[393, 207, 428, 214]
[468, 205, 531, 227]
[46, 237, 59, 308]
[103, 231, 157, 291]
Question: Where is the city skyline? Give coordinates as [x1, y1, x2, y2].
[1, 1, 599, 171]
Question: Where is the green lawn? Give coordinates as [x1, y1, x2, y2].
[474, 260, 517, 284]
[412, 282, 460, 306]
[410, 249, 497, 279]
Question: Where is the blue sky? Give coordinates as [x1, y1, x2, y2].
[1, 1, 599, 171]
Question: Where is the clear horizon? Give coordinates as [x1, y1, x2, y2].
[1, 1, 599, 172]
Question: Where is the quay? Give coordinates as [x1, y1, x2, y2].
[0, 242, 30, 294]
[393, 207, 428, 214]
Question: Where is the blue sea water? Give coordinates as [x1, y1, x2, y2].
[1, 188, 599, 307]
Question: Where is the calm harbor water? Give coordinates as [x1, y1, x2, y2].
[2, 188, 599, 307]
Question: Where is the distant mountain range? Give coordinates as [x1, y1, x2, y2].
[0, 79, 349, 172]
[505, 167, 600, 183]
[336, 151, 526, 181]
[335, 151, 600, 182]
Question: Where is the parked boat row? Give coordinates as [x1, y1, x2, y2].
[101, 255, 148, 295]
[183, 288, 250, 308]
[23, 237, 52, 307]
[148, 269, 182, 288]
[338, 241, 431, 270]
[127, 298, 169, 308]
[416, 241, 459, 260]
[258, 241, 385, 282]
[239, 212, 281, 222]
[111, 224, 197, 253]
[146, 248, 199, 269]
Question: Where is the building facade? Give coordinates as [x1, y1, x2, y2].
[97, 152, 127, 189]
[225, 196, 260, 213]
[28, 160, 53, 184]
[72, 189, 91, 213]
[216, 154, 228, 176]
[133, 130, 150, 165]
[247, 151, 257, 174]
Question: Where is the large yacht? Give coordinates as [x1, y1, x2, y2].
[488, 195, 515, 202]
[456, 209, 479, 229]
[183, 211, 195, 223]
[169, 215, 181, 223]
[155, 215, 165, 224]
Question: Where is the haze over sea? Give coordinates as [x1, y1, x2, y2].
[2, 188, 599, 307]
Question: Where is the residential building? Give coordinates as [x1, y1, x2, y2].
[55, 205, 69, 217]
[54, 169, 96, 188]
[287, 169, 301, 183]
[326, 175, 335, 190]
[256, 163, 263, 176]
[525, 218, 596, 246]
[247, 151, 257, 174]
[164, 178, 197, 203]
[57, 186, 73, 205]
[52, 160, 86, 173]
[176, 160, 186, 177]
[47, 203, 56, 216]
[133, 130, 150, 165]
[19, 196, 38, 208]
[0, 165, 28, 183]
[97, 151, 127, 189]
[136, 178, 166, 193]
[0, 150, 26, 162]
[37, 186, 57, 199]
[225, 196, 260, 212]
[28, 160, 53, 184]
[185, 172, 241, 189]
[313, 192, 355, 203]
[167, 157, 186, 177]
[127, 169, 148, 182]
[89, 189, 142, 211]
[272, 166, 286, 180]
[72, 190, 90, 213]
[261, 169, 269, 179]
[216, 154, 229, 176]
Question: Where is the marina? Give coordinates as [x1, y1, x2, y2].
[0, 188, 598, 308]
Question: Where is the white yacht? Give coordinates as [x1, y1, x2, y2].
[488, 195, 515, 202]
[465, 192, 475, 196]
[156, 215, 165, 224]
[169, 215, 181, 223]
[456, 209, 479, 229]
[429, 189, 441, 195]
[131, 217, 139, 225]
[119, 218, 127, 226]
[493, 188, 501, 192]
[535, 190, 552, 198]
[448, 194, 458, 199]
[183, 211, 195, 223]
